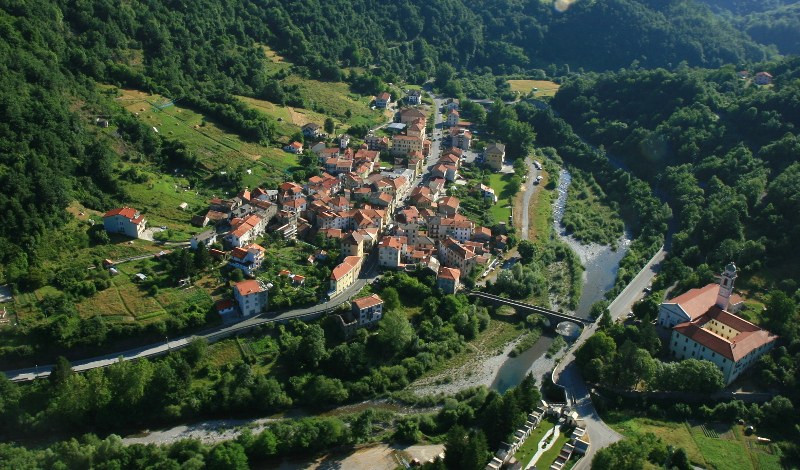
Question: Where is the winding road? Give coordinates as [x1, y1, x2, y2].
[4, 253, 381, 382]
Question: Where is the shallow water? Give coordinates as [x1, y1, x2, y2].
[491, 168, 631, 392]
[553, 169, 631, 318]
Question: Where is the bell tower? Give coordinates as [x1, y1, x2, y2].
[715, 262, 737, 310]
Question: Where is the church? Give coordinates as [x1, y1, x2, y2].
[658, 263, 778, 385]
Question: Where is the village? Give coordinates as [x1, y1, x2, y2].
[99, 91, 520, 337]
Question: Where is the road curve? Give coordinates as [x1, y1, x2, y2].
[553, 246, 666, 469]
[4, 254, 380, 382]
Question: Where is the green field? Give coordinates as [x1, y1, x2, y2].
[508, 79, 561, 97]
[515, 418, 557, 464]
[606, 413, 784, 470]
[537, 431, 571, 469]
[487, 172, 520, 223]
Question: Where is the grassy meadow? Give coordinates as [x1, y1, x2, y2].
[508, 79, 561, 97]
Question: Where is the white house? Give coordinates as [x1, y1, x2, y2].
[103, 207, 147, 238]
[228, 243, 265, 276]
[378, 236, 405, 269]
[375, 92, 391, 109]
[233, 279, 269, 316]
[446, 109, 460, 127]
[352, 294, 384, 326]
[190, 229, 217, 250]
[406, 89, 422, 105]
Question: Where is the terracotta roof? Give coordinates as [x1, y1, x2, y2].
[673, 306, 778, 361]
[104, 207, 138, 219]
[215, 299, 235, 311]
[331, 256, 362, 280]
[440, 196, 460, 209]
[353, 294, 383, 310]
[229, 223, 254, 238]
[379, 236, 405, 249]
[438, 267, 461, 281]
[377, 92, 391, 100]
[666, 283, 724, 321]
[206, 210, 227, 221]
[234, 280, 264, 296]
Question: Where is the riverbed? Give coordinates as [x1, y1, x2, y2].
[488, 167, 630, 393]
[552, 168, 631, 318]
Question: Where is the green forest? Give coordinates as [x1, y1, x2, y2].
[2, 0, 800, 467]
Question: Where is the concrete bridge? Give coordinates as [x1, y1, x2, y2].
[468, 291, 592, 327]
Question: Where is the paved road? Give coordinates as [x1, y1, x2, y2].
[4, 253, 381, 382]
[519, 159, 539, 241]
[551, 246, 666, 469]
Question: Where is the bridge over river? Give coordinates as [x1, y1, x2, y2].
[467, 291, 592, 327]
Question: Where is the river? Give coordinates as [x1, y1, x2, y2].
[490, 167, 630, 393]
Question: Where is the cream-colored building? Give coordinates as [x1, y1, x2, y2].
[329, 255, 363, 297]
[664, 263, 778, 385]
[484, 143, 506, 171]
[392, 135, 424, 155]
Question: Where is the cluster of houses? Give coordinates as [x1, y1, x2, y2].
[737, 70, 773, 85]
[486, 402, 590, 470]
[102, 95, 509, 321]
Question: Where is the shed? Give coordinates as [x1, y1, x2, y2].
[387, 123, 407, 133]
[134, 273, 148, 282]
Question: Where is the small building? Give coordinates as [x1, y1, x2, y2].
[233, 279, 268, 317]
[103, 207, 147, 239]
[134, 273, 147, 282]
[446, 109, 460, 127]
[451, 128, 472, 150]
[406, 89, 422, 105]
[228, 243, 266, 276]
[437, 267, 461, 294]
[378, 236, 406, 269]
[215, 299, 236, 317]
[335, 311, 359, 339]
[387, 122, 407, 133]
[342, 232, 365, 258]
[352, 294, 384, 326]
[284, 141, 304, 154]
[190, 229, 218, 250]
[484, 143, 506, 171]
[302, 122, 322, 138]
[755, 71, 773, 85]
[339, 134, 351, 149]
[375, 92, 392, 109]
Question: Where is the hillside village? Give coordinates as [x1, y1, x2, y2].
[100, 91, 516, 335]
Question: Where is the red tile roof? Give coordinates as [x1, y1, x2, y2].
[104, 207, 138, 219]
[438, 267, 461, 281]
[234, 280, 263, 296]
[353, 294, 383, 310]
[215, 299, 235, 311]
[331, 256, 362, 280]
[673, 306, 778, 361]
[667, 283, 725, 321]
